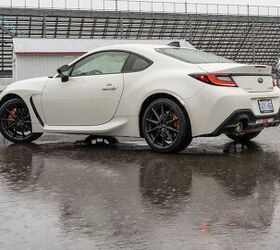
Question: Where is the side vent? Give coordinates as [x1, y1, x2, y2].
[30, 97, 44, 127]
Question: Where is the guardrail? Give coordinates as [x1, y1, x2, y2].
[2, 0, 280, 17]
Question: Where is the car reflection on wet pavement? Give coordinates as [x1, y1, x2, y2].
[0, 129, 280, 250]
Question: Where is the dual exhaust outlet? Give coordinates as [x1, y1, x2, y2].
[234, 121, 244, 133]
[233, 116, 249, 133]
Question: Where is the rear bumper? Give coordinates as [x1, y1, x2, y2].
[199, 109, 280, 137]
[183, 85, 280, 137]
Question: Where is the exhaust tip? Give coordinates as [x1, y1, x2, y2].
[235, 122, 243, 133]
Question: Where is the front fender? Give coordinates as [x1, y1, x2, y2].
[0, 77, 49, 133]
[0, 77, 48, 100]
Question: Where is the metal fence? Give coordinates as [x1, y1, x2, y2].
[2, 0, 280, 17]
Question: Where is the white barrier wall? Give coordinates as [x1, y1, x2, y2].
[15, 54, 80, 81]
[0, 78, 14, 91]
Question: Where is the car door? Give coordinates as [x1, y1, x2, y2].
[41, 51, 129, 126]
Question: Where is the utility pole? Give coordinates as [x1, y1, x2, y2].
[189, 19, 192, 44]
[252, 18, 255, 64]
[120, 13, 123, 39]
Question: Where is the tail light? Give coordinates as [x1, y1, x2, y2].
[190, 74, 237, 87]
[273, 78, 277, 87]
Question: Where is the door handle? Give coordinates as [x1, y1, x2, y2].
[102, 83, 117, 91]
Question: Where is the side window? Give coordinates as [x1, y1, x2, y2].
[71, 51, 129, 77]
[131, 56, 151, 71]
[125, 54, 152, 73]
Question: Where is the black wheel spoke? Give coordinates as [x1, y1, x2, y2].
[6, 109, 17, 119]
[12, 127, 17, 136]
[2, 118, 16, 122]
[146, 126, 159, 134]
[163, 110, 171, 121]
[165, 130, 173, 142]
[166, 119, 178, 125]
[17, 107, 22, 118]
[146, 118, 159, 125]
[23, 114, 30, 120]
[7, 123, 17, 129]
[161, 130, 165, 148]
[22, 109, 29, 119]
[160, 104, 164, 117]
[166, 126, 179, 133]
[152, 130, 160, 143]
[152, 108, 161, 121]
[24, 124, 32, 131]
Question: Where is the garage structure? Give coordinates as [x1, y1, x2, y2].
[11, 38, 190, 83]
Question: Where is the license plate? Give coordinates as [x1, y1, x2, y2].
[258, 99, 274, 113]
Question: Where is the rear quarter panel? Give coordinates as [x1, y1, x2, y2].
[117, 64, 205, 119]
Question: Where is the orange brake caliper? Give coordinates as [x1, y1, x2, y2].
[173, 114, 179, 130]
[7, 108, 17, 126]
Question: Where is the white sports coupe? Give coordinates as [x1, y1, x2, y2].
[0, 43, 279, 153]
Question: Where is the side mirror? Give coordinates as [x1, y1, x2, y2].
[57, 65, 70, 82]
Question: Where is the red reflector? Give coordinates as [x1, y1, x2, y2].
[263, 119, 268, 124]
[273, 79, 277, 87]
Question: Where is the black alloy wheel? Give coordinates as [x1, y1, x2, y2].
[0, 98, 42, 143]
[142, 98, 192, 153]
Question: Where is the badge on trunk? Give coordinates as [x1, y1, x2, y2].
[258, 77, 264, 83]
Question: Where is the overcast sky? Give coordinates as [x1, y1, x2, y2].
[186, 0, 280, 5]
[1, 0, 280, 10]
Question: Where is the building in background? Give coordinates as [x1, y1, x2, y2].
[5, 38, 191, 89]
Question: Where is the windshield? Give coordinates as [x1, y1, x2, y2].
[156, 48, 236, 64]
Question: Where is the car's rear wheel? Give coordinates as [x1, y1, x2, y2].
[0, 98, 42, 143]
[226, 131, 261, 142]
[142, 98, 192, 153]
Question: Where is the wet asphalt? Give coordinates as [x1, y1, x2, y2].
[0, 128, 280, 250]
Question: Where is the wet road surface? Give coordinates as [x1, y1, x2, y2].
[1, 128, 280, 250]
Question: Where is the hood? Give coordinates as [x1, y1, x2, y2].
[0, 77, 49, 99]
[3, 77, 49, 92]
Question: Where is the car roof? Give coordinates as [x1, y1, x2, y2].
[90, 43, 168, 52]
[86, 44, 196, 59]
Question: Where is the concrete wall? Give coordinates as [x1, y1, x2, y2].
[15, 54, 80, 81]
[0, 78, 14, 91]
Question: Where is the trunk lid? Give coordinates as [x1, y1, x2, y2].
[197, 63, 273, 92]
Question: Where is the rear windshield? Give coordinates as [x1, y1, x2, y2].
[156, 48, 236, 64]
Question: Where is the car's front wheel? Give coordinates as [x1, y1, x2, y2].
[0, 98, 42, 143]
[142, 98, 192, 153]
[226, 131, 261, 143]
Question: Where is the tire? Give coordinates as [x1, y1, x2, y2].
[226, 131, 261, 143]
[0, 98, 42, 143]
[142, 98, 192, 153]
